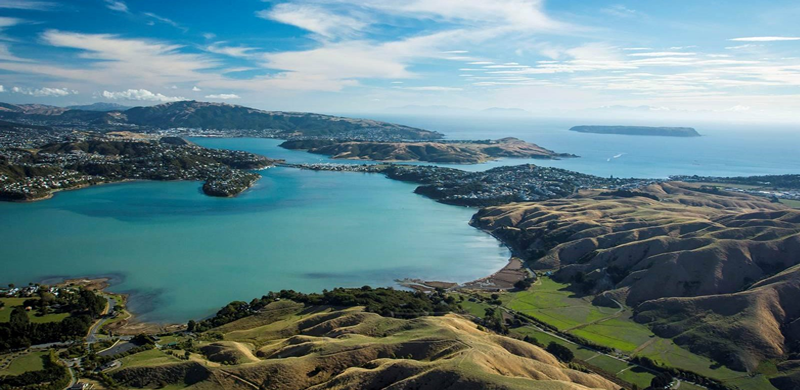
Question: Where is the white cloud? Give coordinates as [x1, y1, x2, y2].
[102, 89, 184, 102]
[0, 85, 4, 92]
[143, 12, 185, 31]
[205, 93, 240, 99]
[602, 5, 638, 18]
[257, 30, 468, 86]
[730, 37, 800, 42]
[258, 4, 367, 38]
[628, 52, 696, 57]
[725, 44, 759, 50]
[192, 86, 201, 91]
[397, 86, 463, 91]
[719, 105, 751, 112]
[12, 86, 77, 97]
[622, 47, 651, 51]
[4, 30, 220, 87]
[0, 1, 55, 10]
[206, 43, 257, 58]
[360, 0, 571, 32]
[0, 42, 30, 62]
[104, 0, 128, 13]
[202, 33, 216, 40]
[0, 16, 23, 29]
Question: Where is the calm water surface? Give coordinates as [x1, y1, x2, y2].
[0, 139, 509, 322]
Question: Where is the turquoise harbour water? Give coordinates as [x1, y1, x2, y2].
[1, 118, 797, 323]
[0, 139, 510, 323]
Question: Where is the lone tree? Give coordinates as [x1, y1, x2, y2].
[546, 342, 574, 363]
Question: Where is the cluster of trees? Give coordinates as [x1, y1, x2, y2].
[514, 277, 535, 291]
[481, 307, 508, 334]
[522, 336, 575, 363]
[0, 288, 105, 352]
[545, 342, 574, 363]
[190, 286, 461, 332]
[599, 189, 660, 201]
[0, 350, 69, 390]
[631, 356, 733, 390]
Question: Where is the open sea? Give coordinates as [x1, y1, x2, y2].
[0, 116, 797, 322]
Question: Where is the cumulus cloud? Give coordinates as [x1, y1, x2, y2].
[102, 89, 183, 102]
[730, 37, 800, 42]
[192, 86, 201, 92]
[0, 85, 4, 92]
[205, 93, 240, 99]
[104, 0, 128, 13]
[12, 86, 77, 96]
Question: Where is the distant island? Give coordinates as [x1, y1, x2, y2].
[279, 137, 577, 164]
[569, 125, 701, 137]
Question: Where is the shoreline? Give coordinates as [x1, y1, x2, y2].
[41, 275, 185, 335]
[2, 179, 139, 203]
[397, 257, 530, 293]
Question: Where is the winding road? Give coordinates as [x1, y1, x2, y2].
[87, 295, 116, 345]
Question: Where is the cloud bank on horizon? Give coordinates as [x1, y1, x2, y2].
[0, 0, 799, 122]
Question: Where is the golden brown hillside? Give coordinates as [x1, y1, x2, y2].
[470, 182, 800, 372]
[110, 303, 618, 390]
[636, 264, 800, 372]
[471, 182, 797, 304]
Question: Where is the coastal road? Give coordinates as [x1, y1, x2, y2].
[87, 295, 116, 345]
[60, 358, 76, 390]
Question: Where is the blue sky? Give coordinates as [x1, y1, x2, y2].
[0, 0, 799, 122]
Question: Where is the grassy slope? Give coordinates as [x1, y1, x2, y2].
[0, 298, 28, 322]
[119, 349, 183, 368]
[0, 297, 68, 324]
[0, 351, 46, 376]
[110, 305, 618, 390]
[781, 199, 800, 208]
[500, 278, 776, 390]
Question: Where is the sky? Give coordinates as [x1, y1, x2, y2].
[0, 0, 799, 122]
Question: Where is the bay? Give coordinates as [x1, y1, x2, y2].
[0, 139, 509, 323]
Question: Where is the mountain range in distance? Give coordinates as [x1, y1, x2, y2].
[0, 100, 443, 141]
[66, 102, 132, 111]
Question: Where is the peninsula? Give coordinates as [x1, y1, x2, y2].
[569, 125, 701, 137]
[0, 135, 276, 202]
[279, 137, 576, 164]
